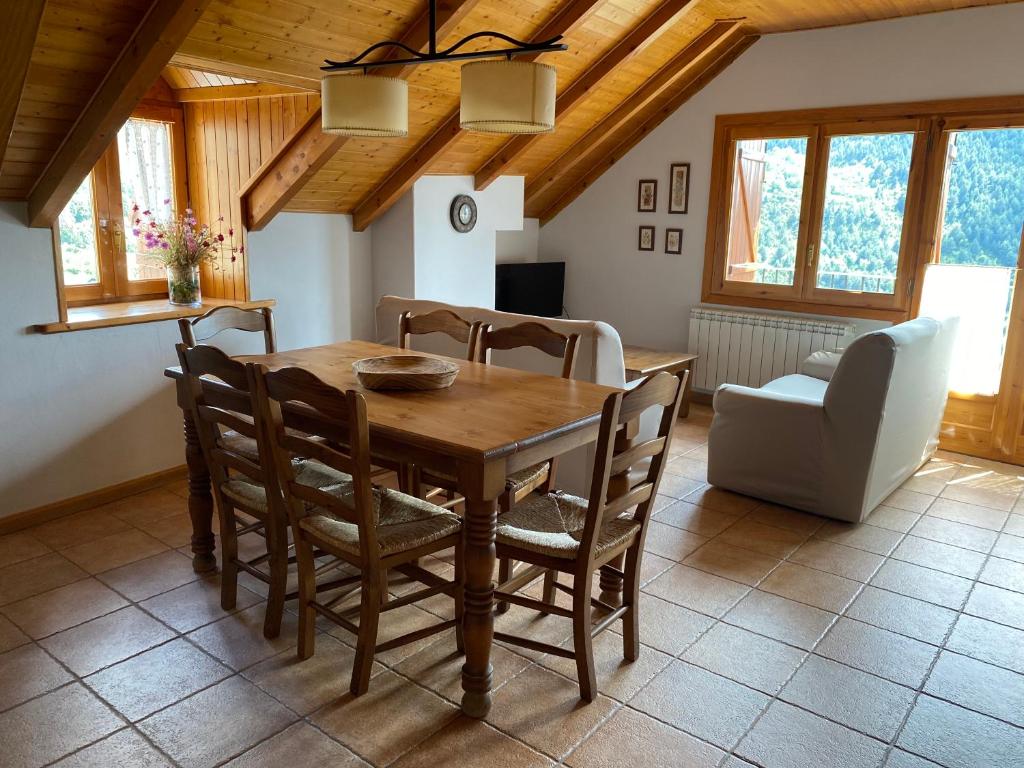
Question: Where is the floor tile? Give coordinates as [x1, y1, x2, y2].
[0, 644, 73, 711]
[681, 539, 780, 586]
[664, 456, 709, 483]
[910, 515, 998, 554]
[139, 676, 296, 768]
[780, 655, 915, 740]
[815, 618, 938, 688]
[964, 583, 1024, 630]
[107, 488, 189, 528]
[60, 528, 168, 574]
[188, 602, 297, 671]
[891, 535, 986, 579]
[97, 549, 199, 602]
[0, 532, 50, 568]
[924, 650, 1024, 727]
[393, 716, 554, 768]
[759, 562, 862, 613]
[683, 486, 760, 515]
[883, 489, 935, 514]
[0, 552, 87, 606]
[40, 605, 175, 676]
[0, 683, 122, 768]
[644, 564, 750, 618]
[29, 509, 132, 550]
[927, 497, 1010, 531]
[945, 614, 1024, 675]
[736, 700, 887, 768]
[86, 637, 231, 721]
[657, 473, 708, 500]
[725, 590, 837, 650]
[788, 538, 885, 582]
[864, 505, 921, 533]
[747, 503, 825, 535]
[223, 721, 369, 767]
[654, 500, 741, 537]
[610, 593, 714, 655]
[870, 559, 973, 610]
[682, 622, 805, 694]
[140, 576, 261, 633]
[938, 475, 1021, 512]
[716, 519, 808, 559]
[884, 750, 944, 768]
[484, 664, 616, 759]
[644, 521, 709, 562]
[978, 557, 1024, 593]
[565, 707, 723, 768]
[898, 695, 1024, 768]
[631, 661, 769, 749]
[846, 586, 957, 645]
[901, 459, 957, 496]
[50, 728, 173, 767]
[1004, 514, 1024, 537]
[816, 521, 903, 555]
[0, 614, 28, 654]
[143, 512, 196, 548]
[992, 533, 1024, 563]
[490, 603, 573, 661]
[1, 578, 128, 639]
[638, 552, 676, 587]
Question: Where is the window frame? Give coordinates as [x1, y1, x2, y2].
[702, 95, 1024, 321]
[55, 102, 188, 307]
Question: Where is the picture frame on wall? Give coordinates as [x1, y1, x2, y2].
[637, 179, 657, 212]
[638, 225, 655, 251]
[665, 228, 683, 255]
[668, 162, 690, 214]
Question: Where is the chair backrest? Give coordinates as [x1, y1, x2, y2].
[578, 370, 688, 566]
[179, 305, 277, 353]
[477, 321, 580, 380]
[175, 343, 268, 500]
[249, 363, 379, 563]
[398, 309, 480, 361]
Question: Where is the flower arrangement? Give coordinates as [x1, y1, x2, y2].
[132, 200, 242, 306]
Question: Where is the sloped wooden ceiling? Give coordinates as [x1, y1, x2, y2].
[0, 0, 1019, 227]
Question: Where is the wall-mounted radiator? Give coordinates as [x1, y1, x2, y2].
[688, 307, 856, 393]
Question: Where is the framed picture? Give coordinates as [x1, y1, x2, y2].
[665, 228, 683, 255]
[638, 225, 655, 251]
[637, 179, 657, 212]
[668, 162, 690, 214]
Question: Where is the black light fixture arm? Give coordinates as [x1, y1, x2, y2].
[321, 0, 567, 72]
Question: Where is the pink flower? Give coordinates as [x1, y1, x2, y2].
[142, 210, 151, 216]
[238, 246, 244, 254]
[217, 234, 224, 242]
[228, 227, 234, 236]
[132, 203, 139, 212]
[163, 198, 170, 205]
[160, 241, 170, 249]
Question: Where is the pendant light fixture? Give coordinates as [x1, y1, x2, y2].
[320, 0, 566, 137]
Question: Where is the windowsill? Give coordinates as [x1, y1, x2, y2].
[34, 297, 276, 334]
[700, 291, 909, 322]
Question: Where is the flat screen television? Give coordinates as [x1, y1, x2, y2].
[495, 261, 565, 318]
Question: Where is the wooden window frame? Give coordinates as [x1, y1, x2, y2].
[702, 94, 1024, 322]
[55, 102, 188, 308]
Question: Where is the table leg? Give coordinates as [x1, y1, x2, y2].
[680, 361, 693, 419]
[183, 412, 217, 574]
[460, 490, 498, 718]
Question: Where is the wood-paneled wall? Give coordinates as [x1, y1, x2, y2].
[183, 93, 319, 299]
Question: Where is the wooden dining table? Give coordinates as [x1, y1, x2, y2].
[165, 339, 619, 718]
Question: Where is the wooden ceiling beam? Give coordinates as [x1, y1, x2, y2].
[27, 0, 212, 227]
[168, 53, 320, 90]
[535, 31, 759, 224]
[0, 0, 46, 173]
[524, 20, 743, 212]
[239, 0, 479, 231]
[351, 0, 606, 233]
[173, 83, 310, 102]
[473, 0, 700, 192]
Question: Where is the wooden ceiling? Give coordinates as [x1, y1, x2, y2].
[1, 0, 1019, 229]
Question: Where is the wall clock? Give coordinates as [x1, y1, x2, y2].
[450, 194, 477, 233]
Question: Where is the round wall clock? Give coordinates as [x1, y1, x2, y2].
[449, 194, 477, 233]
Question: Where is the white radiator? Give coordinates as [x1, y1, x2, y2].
[688, 307, 855, 393]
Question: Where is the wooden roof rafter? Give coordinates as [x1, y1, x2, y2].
[0, 1, 46, 172]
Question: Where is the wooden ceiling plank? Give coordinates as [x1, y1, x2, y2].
[0, 0, 47, 171]
[26, 0, 213, 227]
[473, 0, 700, 192]
[174, 82, 311, 102]
[535, 31, 759, 223]
[350, 0, 606, 233]
[524, 20, 742, 211]
[240, 0, 481, 231]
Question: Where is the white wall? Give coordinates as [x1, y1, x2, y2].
[497, 218, 539, 264]
[538, 3, 1024, 350]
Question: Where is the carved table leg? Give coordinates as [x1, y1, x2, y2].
[183, 412, 217, 574]
[460, 492, 498, 718]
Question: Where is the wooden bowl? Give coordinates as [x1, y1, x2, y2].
[352, 355, 459, 391]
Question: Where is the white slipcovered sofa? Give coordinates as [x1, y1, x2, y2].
[375, 296, 644, 495]
[707, 316, 958, 522]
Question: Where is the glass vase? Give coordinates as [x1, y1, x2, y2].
[167, 263, 201, 307]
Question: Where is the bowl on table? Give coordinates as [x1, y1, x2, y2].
[352, 355, 459, 391]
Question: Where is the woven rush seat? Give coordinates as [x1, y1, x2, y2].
[425, 460, 549, 494]
[221, 460, 353, 513]
[496, 491, 641, 559]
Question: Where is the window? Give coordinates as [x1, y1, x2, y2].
[55, 104, 185, 305]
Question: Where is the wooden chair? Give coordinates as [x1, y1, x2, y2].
[491, 370, 688, 701]
[398, 308, 481, 360]
[250, 362, 465, 695]
[179, 305, 277, 352]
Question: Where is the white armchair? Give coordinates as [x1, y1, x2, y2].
[707, 316, 959, 522]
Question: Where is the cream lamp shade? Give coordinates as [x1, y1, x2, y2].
[321, 73, 408, 137]
[459, 60, 556, 134]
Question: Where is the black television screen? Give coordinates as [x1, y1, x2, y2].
[495, 262, 565, 318]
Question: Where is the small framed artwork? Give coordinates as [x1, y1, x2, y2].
[665, 228, 683, 254]
[638, 225, 655, 251]
[637, 179, 657, 212]
[668, 162, 690, 214]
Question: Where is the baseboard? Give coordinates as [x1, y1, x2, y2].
[0, 465, 188, 535]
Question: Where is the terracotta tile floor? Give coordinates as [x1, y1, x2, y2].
[2, 404, 1024, 767]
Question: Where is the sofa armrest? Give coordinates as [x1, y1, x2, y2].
[800, 350, 844, 382]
